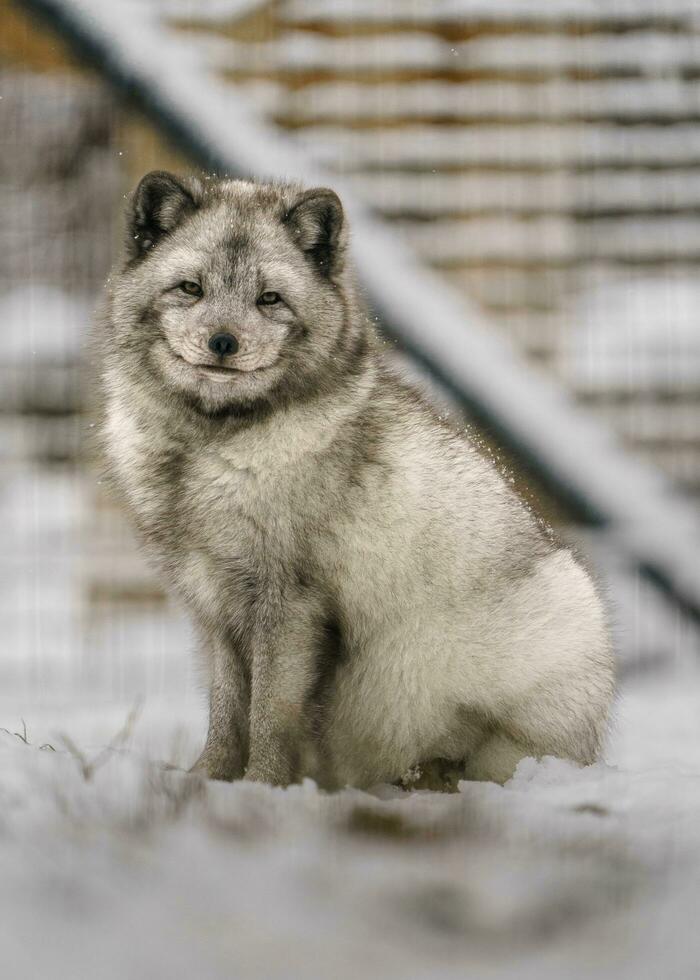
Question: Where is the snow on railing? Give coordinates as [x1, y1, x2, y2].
[18, 0, 700, 626]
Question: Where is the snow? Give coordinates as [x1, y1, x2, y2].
[0, 284, 91, 363]
[210, 32, 448, 73]
[562, 279, 700, 391]
[243, 78, 700, 123]
[295, 124, 700, 169]
[393, 215, 700, 263]
[161, 0, 268, 21]
[340, 170, 700, 216]
[450, 32, 700, 73]
[393, 216, 575, 263]
[213, 31, 700, 76]
[1, 671, 700, 978]
[283, 0, 700, 27]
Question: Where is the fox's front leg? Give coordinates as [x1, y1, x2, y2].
[245, 601, 319, 787]
[191, 633, 250, 781]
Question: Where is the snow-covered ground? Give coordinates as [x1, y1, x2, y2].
[1, 668, 699, 979]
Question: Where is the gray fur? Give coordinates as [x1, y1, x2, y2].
[99, 172, 615, 789]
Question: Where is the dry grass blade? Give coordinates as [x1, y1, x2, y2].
[0, 719, 55, 751]
[58, 700, 144, 782]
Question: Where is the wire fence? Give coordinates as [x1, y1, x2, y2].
[3, 0, 700, 700]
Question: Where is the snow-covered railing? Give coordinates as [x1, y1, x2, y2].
[19, 0, 700, 625]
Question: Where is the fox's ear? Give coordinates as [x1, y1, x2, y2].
[284, 187, 346, 277]
[127, 171, 200, 260]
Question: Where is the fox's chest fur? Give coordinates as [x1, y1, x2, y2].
[105, 389, 307, 620]
[106, 381, 448, 669]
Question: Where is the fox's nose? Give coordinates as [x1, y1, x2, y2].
[208, 332, 239, 357]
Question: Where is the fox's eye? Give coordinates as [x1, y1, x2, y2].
[258, 291, 280, 305]
[179, 281, 202, 297]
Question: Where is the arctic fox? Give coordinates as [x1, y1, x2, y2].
[100, 171, 614, 789]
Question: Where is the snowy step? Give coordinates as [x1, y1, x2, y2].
[392, 216, 574, 264]
[162, 0, 270, 21]
[211, 30, 700, 76]
[494, 312, 567, 355]
[441, 265, 636, 312]
[438, 32, 700, 75]
[83, 499, 166, 603]
[0, 416, 83, 464]
[440, 264, 688, 314]
[635, 445, 700, 486]
[340, 170, 700, 216]
[215, 32, 447, 73]
[396, 215, 700, 264]
[574, 369, 700, 395]
[0, 364, 81, 414]
[583, 403, 700, 445]
[85, 553, 166, 604]
[243, 78, 700, 124]
[442, 267, 571, 311]
[282, 0, 698, 29]
[578, 217, 700, 259]
[294, 124, 700, 170]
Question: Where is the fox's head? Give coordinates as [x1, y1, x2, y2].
[106, 172, 368, 416]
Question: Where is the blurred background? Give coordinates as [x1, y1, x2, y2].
[3, 0, 700, 729]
